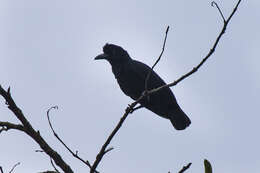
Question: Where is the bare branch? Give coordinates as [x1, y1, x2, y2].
[46, 106, 96, 172]
[0, 121, 24, 133]
[226, 0, 242, 23]
[90, 103, 138, 173]
[8, 162, 20, 173]
[145, 26, 169, 91]
[0, 85, 74, 173]
[35, 150, 44, 153]
[50, 158, 60, 173]
[104, 147, 114, 155]
[91, 1, 242, 172]
[178, 162, 192, 173]
[148, 0, 242, 95]
[211, 1, 226, 22]
[46, 106, 59, 134]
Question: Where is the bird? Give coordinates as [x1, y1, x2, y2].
[94, 43, 191, 130]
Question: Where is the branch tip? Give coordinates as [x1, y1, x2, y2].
[166, 26, 170, 34]
[9, 162, 20, 173]
[7, 86, 11, 95]
[145, 25, 170, 91]
[211, 1, 216, 7]
[178, 162, 192, 173]
[47, 106, 59, 115]
[211, 1, 226, 22]
[35, 149, 44, 153]
[46, 106, 94, 171]
[104, 147, 114, 154]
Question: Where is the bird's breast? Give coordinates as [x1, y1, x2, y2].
[112, 64, 144, 100]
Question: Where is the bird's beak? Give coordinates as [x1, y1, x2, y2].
[94, 53, 108, 60]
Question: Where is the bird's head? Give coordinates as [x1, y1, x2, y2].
[94, 43, 131, 64]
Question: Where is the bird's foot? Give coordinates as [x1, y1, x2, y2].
[127, 104, 144, 114]
[126, 104, 133, 113]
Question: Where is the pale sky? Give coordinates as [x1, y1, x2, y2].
[0, 0, 259, 173]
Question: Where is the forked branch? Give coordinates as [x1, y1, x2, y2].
[46, 106, 97, 172]
[0, 86, 74, 173]
[149, 0, 242, 94]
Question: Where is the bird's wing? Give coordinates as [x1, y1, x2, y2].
[130, 60, 167, 89]
[129, 60, 178, 106]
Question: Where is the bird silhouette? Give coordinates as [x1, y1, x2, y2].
[94, 43, 191, 130]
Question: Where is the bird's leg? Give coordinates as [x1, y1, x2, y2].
[128, 104, 144, 114]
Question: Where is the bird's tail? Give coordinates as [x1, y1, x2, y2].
[169, 108, 191, 130]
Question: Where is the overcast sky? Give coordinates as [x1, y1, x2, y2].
[0, 0, 259, 173]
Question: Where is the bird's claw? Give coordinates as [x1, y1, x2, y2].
[126, 104, 134, 113]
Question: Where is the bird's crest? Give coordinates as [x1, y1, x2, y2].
[102, 43, 131, 62]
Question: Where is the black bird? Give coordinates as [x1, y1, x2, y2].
[94, 43, 191, 130]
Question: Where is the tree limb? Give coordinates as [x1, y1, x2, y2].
[0, 85, 74, 173]
[90, 104, 136, 173]
[178, 162, 192, 173]
[0, 121, 25, 133]
[46, 106, 97, 172]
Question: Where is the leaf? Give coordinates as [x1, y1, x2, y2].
[204, 159, 212, 173]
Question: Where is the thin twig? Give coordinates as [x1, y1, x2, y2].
[226, 0, 242, 23]
[46, 106, 97, 172]
[90, 103, 138, 173]
[178, 163, 192, 173]
[148, 0, 242, 95]
[0, 121, 25, 133]
[50, 158, 60, 173]
[8, 162, 20, 173]
[145, 26, 169, 91]
[211, 1, 226, 22]
[46, 106, 59, 134]
[0, 85, 74, 173]
[35, 150, 44, 153]
[104, 147, 114, 155]
[91, 1, 242, 172]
